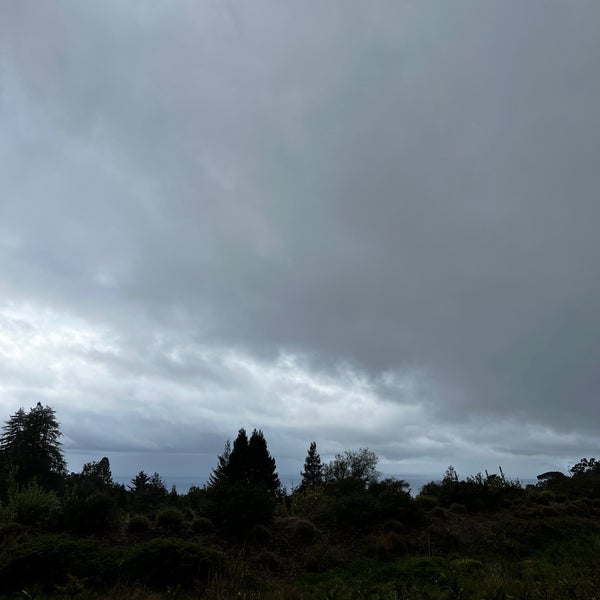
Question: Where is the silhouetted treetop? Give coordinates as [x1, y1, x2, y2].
[324, 448, 380, 488]
[301, 441, 323, 488]
[207, 428, 281, 532]
[0, 403, 66, 490]
[209, 428, 280, 493]
[570, 457, 600, 476]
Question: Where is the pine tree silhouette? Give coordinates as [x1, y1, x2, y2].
[301, 441, 323, 488]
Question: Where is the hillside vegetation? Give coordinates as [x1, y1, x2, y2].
[1, 404, 600, 599]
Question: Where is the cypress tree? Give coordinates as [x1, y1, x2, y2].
[301, 441, 323, 488]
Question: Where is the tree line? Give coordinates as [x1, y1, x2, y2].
[2, 404, 600, 597]
[1, 403, 600, 536]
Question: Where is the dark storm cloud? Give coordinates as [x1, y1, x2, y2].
[1, 1, 600, 477]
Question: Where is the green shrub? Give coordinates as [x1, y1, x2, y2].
[382, 519, 404, 533]
[290, 486, 334, 523]
[156, 507, 184, 531]
[247, 523, 272, 545]
[0, 534, 121, 592]
[128, 514, 151, 533]
[0, 520, 25, 538]
[191, 516, 214, 534]
[6, 481, 60, 528]
[415, 495, 438, 511]
[288, 518, 319, 544]
[450, 502, 467, 514]
[62, 491, 119, 534]
[123, 537, 226, 588]
[330, 492, 378, 529]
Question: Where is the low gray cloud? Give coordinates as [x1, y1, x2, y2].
[1, 1, 599, 481]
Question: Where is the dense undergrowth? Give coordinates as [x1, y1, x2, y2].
[2, 492, 600, 599]
[2, 405, 600, 598]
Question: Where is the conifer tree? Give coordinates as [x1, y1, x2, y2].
[208, 439, 231, 487]
[0, 403, 66, 490]
[247, 429, 281, 495]
[301, 441, 323, 488]
[207, 427, 281, 532]
[228, 428, 250, 483]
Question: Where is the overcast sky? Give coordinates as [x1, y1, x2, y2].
[1, 1, 600, 485]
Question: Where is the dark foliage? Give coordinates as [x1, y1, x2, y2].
[369, 478, 419, 524]
[63, 491, 119, 534]
[301, 441, 324, 488]
[0, 404, 66, 495]
[123, 537, 226, 588]
[5, 480, 60, 529]
[568, 457, 600, 497]
[535, 458, 600, 499]
[156, 506, 184, 532]
[0, 534, 120, 592]
[293, 453, 418, 530]
[419, 465, 523, 511]
[128, 470, 168, 513]
[128, 514, 151, 534]
[62, 456, 121, 534]
[207, 428, 281, 533]
[3, 406, 600, 598]
[323, 448, 380, 489]
[191, 516, 214, 534]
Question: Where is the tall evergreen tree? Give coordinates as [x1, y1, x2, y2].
[301, 441, 323, 488]
[247, 429, 281, 494]
[228, 428, 250, 483]
[0, 403, 66, 490]
[207, 428, 281, 533]
[128, 470, 168, 512]
[208, 439, 231, 487]
[208, 429, 280, 493]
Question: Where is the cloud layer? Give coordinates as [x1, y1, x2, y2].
[1, 1, 600, 480]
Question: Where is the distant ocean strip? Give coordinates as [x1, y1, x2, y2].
[114, 474, 537, 496]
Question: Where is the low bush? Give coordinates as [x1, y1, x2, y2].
[122, 537, 227, 588]
[191, 516, 214, 535]
[128, 514, 151, 534]
[247, 523, 273, 545]
[288, 518, 319, 544]
[415, 494, 438, 511]
[0, 534, 121, 592]
[6, 481, 60, 528]
[62, 491, 119, 534]
[156, 507, 184, 531]
[290, 486, 334, 524]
